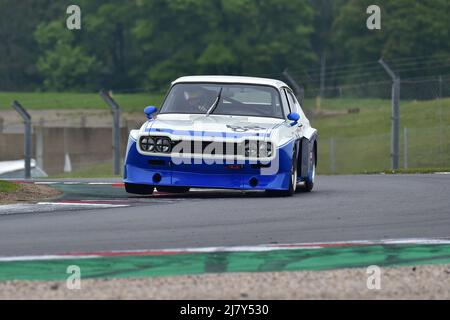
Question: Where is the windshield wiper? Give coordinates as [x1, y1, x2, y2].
[205, 87, 223, 116]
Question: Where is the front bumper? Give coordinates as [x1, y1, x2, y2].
[124, 140, 293, 190]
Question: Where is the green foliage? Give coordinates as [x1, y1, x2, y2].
[35, 21, 102, 91]
[331, 0, 450, 82]
[131, 0, 315, 89]
[0, 1, 448, 91]
[0, 0, 61, 90]
[1, 0, 315, 91]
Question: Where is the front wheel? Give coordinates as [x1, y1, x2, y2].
[125, 183, 154, 195]
[298, 148, 315, 192]
[265, 147, 297, 197]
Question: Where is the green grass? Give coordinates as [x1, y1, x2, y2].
[0, 92, 165, 112]
[366, 168, 450, 174]
[307, 98, 450, 174]
[306, 98, 450, 138]
[0, 181, 18, 193]
[49, 162, 118, 179]
[303, 97, 390, 112]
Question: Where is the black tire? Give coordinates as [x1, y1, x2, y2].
[265, 147, 297, 197]
[125, 183, 154, 195]
[156, 186, 190, 193]
[298, 147, 315, 193]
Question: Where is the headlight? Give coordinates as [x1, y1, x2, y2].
[259, 141, 272, 157]
[245, 141, 272, 157]
[140, 137, 155, 152]
[155, 137, 172, 153]
[140, 136, 172, 153]
[245, 141, 258, 157]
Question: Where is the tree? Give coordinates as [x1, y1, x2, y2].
[331, 0, 450, 82]
[3, 0, 448, 92]
[34, 21, 101, 91]
[0, 0, 61, 90]
[133, 0, 316, 90]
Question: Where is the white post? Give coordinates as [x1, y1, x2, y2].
[35, 126, 44, 170]
[403, 127, 408, 169]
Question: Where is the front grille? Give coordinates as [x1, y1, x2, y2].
[139, 135, 272, 158]
[171, 139, 272, 158]
[172, 140, 244, 157]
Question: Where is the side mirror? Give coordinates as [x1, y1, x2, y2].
[287, 112, 300, 126]
[144, 106, 158, 119]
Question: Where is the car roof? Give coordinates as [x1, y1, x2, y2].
[172, 75, 289, 89]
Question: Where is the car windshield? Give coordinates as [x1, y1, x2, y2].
[159, 83, 283, 118]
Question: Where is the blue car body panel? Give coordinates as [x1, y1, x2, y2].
[124, 137, 294, 190]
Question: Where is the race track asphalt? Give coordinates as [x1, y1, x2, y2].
[0, 174, 449, 257]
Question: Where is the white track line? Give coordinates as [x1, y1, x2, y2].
[37, 202, 128, 208]
[0, 255, 98, 262]
[33, 182, 58, 185]
[86, 182, 119, 185]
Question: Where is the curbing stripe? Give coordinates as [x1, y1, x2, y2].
[2, 237, 450, 262]
[2, 243, 450, 281]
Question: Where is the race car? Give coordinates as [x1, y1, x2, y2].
[124, 75, 317, 196]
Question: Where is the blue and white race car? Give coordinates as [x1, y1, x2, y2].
[124, 76, 317, 196]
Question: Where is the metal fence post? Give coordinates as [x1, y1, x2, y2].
[403, 127, 408, 169]
[283, 69, 305, 105]
[11, 101, 32, 179]
[100, 90, 121, 176]
[319, 53, 326, 99]
[329, 137, 336, 174]
[379, 58, 400, 170]
[393, 76, 400, 169]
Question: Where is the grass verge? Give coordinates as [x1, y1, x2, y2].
[366, 168, 450, 174]
[0, 92, 165, 112]
[0, 181, 18, 193]
[309, 98, 450, 174]
[49, 162, 119, 179]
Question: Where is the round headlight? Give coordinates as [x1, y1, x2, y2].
[141, 137, 155, 152]
[259, 142, 267, 157]
[259, 142, 272, 157]
[245, 141, 258, 157]
[156, 138, 171, 153]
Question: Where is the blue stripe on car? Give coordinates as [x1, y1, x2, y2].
[145, 128, 271, 138]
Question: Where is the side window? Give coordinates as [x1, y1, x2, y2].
[280, 89, 291, 117]
[285, 90, 299, 114]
